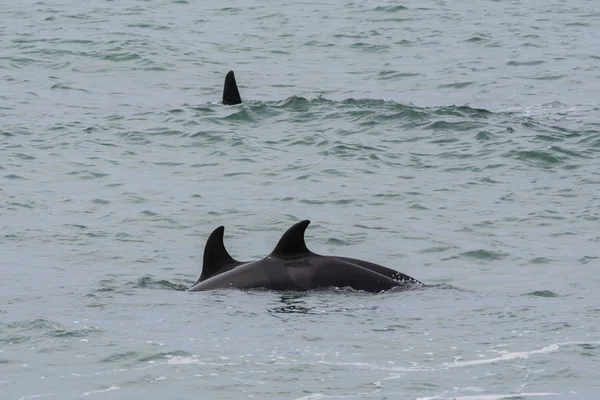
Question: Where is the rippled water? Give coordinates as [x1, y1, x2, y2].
[2, 0, 600, 399]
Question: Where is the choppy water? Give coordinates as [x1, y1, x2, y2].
[2, 0, 600, 399]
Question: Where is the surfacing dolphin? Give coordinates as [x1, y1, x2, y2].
[193, 223, 421, 285]
[188, 220, 423, 293]
[222, 70, 242, 105]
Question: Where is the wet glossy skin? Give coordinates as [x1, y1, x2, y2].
[188, 253, 405, 292]
[190, 219, 423, 293]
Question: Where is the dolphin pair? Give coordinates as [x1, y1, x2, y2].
[188, 220, 423, 293]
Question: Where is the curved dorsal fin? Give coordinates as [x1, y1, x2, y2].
[270, 220, 312, 257]
[201, 226, 238, 280]
[222, 71, 242, 105]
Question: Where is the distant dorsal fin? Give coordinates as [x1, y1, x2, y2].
[222, 71, 242, 105]
[270, 220, 312, 257]
[201, 226, 238, 280]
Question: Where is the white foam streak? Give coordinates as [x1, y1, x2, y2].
[442, 343, 560, 369]
[455, 394, 561, 400]
[440, 340, 599, 371]
[295, 390, 381, 400]
[417, 393, 562, 400]
[311, 341, 600, 376]
[167, 355, 203, 365]
[82, 386, 120, 396]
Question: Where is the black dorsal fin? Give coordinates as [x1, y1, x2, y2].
[270, 220, 312, 257]
[201, 226, 238, 280]
[222, 71, 242, 105]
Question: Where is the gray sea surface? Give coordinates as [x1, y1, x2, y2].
[2, 0, 600, 399]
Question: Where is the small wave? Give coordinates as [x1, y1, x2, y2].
[221, 107, 258, 123]
[433, 105, 491, 117]
[372, 5, 408, 12]
[1, 319, 103, 343]
[100, 351, 140, 363]
[50, 83, 90, 93]
[223, 97, 494, 125]
[475, 131, 493, 140]
[505, 150, 562, 166]
[506, 60, 545, 66]
[4, 174, 24, 180]
[522, 290, 560, 298]
[549, 145, 586, 158]
[465, 34, 491, 43]
[377, 70, 420, 80]
[460, 249, 508, 261]
[529, 257, 551, 264]
[422, 283, 468, 291]
[138, 351, 192, 364]
[349, 42, 391, 52]
[275, 95, 312, 109]
[130, 276, 189, 291]
[437, 81, 475, 89]
[103, 52, 141, 62]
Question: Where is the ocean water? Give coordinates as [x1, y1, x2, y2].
[2, 0, 600, 399]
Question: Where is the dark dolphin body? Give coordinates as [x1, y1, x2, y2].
[189, 220, 423, 293]
[222, 71, 242, 105]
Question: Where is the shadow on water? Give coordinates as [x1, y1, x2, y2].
[267, 293, 317, 315]
[265, 284, 452, 316]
